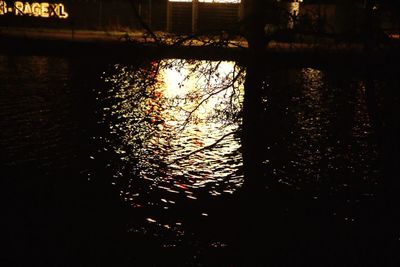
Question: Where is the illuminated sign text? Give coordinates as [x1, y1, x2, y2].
[0, 1, 68, 19]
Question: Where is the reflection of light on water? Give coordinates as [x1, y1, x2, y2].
[291, 68, 325, 183]
[99, 59, 245, 209]
[161, 60, 242, 122]
[281, 67, 379, 194]
[301, 68, 323, 104]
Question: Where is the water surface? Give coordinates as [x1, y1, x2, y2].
[1, 52, 398, 266]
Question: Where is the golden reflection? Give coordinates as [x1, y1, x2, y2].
[288, 67, 378, 190]
[100, 59, 245, 205]
[159, 60, 243, 123]
[352, 81, 376, 162]
[289, 67, 326, 184]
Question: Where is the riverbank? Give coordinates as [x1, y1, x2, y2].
[1, 26, 399, 65]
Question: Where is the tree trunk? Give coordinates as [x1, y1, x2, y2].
[242, 0, 275, 52]
[239, 2, 283, 263]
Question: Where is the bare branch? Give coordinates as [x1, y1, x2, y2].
[128, 0, 161, 45]
[178, 67, 245, 131]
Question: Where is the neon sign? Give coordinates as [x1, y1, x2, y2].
[0, 1, 68, 19]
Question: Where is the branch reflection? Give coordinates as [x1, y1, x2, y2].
[99, 59, 245, 208]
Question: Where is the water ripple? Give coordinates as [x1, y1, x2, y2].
[96, 59, 245, 211]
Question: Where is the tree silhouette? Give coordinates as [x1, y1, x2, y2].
[95, 1, 399, 265]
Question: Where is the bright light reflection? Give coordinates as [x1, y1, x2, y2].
[100, 59, 245, 207]
[154, 59, 244, 166]
[161, 60, 240, 121]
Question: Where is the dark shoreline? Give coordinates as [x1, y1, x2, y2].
[1, 27, 399, 68]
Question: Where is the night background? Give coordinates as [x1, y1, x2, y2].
[1, 0, 399, 266]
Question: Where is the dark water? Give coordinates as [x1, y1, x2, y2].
[1, 52, 399, 266]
